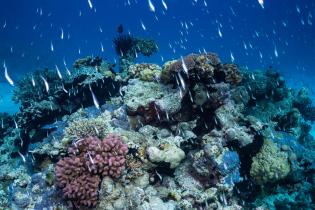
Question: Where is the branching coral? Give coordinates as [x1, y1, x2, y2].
[0, 113, 14, 139]
[113, 34, 158, 73]
[113, 34, 136, 56]
[64, 111, 113, 140]
[12, 59, 121, 152]
[55, 134, 128, 208]
[12, 69, 62, 106]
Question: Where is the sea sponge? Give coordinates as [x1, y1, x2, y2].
[250, 139, 291, 185]
[55, 134, 128, 208]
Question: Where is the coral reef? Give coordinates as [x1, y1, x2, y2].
[55, 134, 128, 207]
[1, 50, 314, 210]
[12, 57, 121, 152]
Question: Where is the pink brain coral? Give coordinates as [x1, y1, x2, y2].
[55, 134, 128, 208]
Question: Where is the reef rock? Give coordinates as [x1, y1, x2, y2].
[146, 145, 185, 169]
[122, 79, 181, 124]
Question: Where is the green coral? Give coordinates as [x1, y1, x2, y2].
[250, 139, 291, 185]
[160, 60, 177, 83]
[139, 67, 159, 81]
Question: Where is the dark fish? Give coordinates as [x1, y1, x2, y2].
[117, 24, 123, 34]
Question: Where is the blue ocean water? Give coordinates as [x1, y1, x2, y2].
[1, 0, 315, 83]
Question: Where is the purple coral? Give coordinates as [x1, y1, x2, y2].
[55, 134, 128, 208]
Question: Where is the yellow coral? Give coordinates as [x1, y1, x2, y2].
[139, 68, 156, 81]
[160, 60, 177, 83]
[250, 139, 290, 185]
[128, 63, 161, 81]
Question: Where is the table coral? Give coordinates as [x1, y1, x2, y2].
[55, 134, 128, 208]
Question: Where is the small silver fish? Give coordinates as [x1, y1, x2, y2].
[181, 56, 189, 75]
[140, 20, 146, 30]
[60, 28, 64, 39]
[40, 76, 49, 92]
[177, 72, 186, 90]
[61, 83, 68, 93]
[88, 0, 93, 9]
[148, 0, 155, 12]
[55, 65, 63, 79]
[18, 151, 26, 162]
[258, 0, 264, 9]
[50, 41, 54, 52]
[162, 0, 167, 10]
[31, 75, 36, 87]
[3, 61, 14, 86]
[14, 119, 18, 129]
[89, 85, 100, 109]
